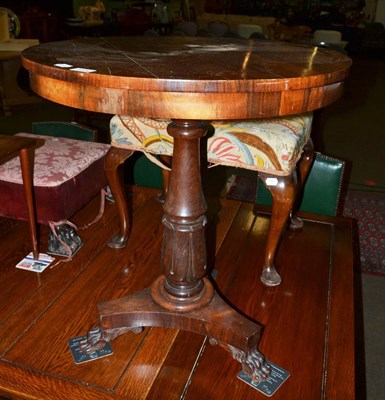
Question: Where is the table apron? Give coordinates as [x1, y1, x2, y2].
[29, 74, 344, 120]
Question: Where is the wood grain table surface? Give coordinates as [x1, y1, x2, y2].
[21, 36, 351, 119]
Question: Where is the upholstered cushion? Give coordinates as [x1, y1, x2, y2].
[110, 113, 313, 176]
[208, 115, 313, 175]
[0, 133, 110, 223]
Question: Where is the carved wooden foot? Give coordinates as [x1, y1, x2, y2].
[104, 147, 134, 249]
[79, 325, 143, 354]
[210, 339, 271, 383]
[80, 284, 269, 382]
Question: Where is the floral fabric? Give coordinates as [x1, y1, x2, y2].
[0, 133, 110, 187]
[110, 113, 313, 176]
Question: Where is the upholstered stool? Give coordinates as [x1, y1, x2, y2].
[0, 133, 110, 258]
[107, 113, 314, 286]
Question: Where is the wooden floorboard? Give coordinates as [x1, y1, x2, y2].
[0, 187, 355, 399]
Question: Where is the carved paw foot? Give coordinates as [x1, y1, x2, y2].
[79, 325, 144, 354]
[228, 344, 271, 383]
[79, 327, 108, 354]
[209, 339, 271, 383]
[242, 347, 271, 382]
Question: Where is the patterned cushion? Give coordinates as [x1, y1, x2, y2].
[110, 113, 313, 175]
[1, 133, 109, 186]
[0, 133, 110, 223]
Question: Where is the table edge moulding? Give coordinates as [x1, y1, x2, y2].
[21, 36, 352, 384]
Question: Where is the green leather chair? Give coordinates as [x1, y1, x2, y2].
[131, 152, 164, 190]
[32, 121, 97, 142]
[255, 152, 345, 216]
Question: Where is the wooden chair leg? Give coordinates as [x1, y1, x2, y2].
[156, 155, 171, 204]
[259, 172, 297, 286]
[289, 139, 315, 230]
[104, 147, 134, 249]
[19, 147, 39, 260]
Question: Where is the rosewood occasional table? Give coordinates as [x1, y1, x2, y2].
[0, 135, 38, 259]
[21, 37, 351, 382]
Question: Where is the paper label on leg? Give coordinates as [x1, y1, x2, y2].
[265, 178, 278, 186]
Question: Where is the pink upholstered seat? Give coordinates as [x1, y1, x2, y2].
[0, 133, 109, 225]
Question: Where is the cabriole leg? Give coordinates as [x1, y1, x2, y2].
[104, 147, 134, 249]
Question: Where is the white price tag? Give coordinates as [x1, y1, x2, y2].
[265, 178, 278, 186]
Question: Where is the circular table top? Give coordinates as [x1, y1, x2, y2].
[22, 36, 352, 119]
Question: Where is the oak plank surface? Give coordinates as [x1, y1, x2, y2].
[0, 188, 355, 399]
[0, 196, 119, 355]
[325, 218, 355, 399]
[0, 361, 118, 400]
[3, 197, 165, 388]
[115, 328, 180, 399]
[0, 187, 155, 356]
[184, 218, 351, 400]
[0, 186, 155, 328]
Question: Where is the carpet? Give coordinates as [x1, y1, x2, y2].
[343, 190, 385, 276]
[227, 175, 385, 276]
